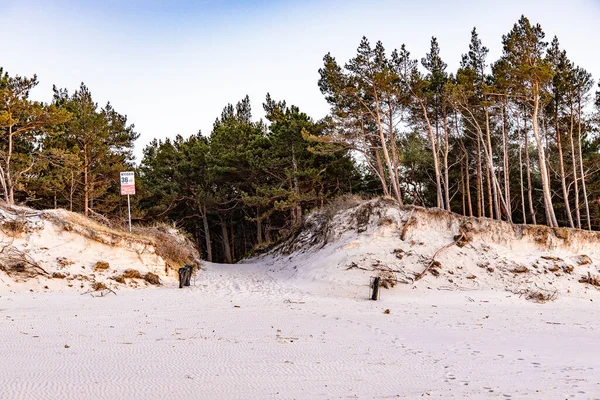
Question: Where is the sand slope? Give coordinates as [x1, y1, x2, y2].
[0, 205, 199, 294]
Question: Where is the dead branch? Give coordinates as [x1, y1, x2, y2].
[415, 232, 466, 281]
[345, 262, 368, 271]
[0, 246, 48, 278]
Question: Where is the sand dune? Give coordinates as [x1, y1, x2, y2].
[2, 200, 600, 398]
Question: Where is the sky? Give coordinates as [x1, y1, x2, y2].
[1, 0, 599, 162]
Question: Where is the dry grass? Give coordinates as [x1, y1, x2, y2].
[579, 272, 600, 287]
[44, 210, 201, 271]
[122, 269, 142, 279]
[515, 288, 558, 303]
[379, 271, 398, 289]
[111, 269, 160, 285]
[562, 265, 574, 274]
[143, 272, 161, 285]
[0, 218, 28, 236]
[91, 281, 108, 291]
[322, 194, 364, 221]
[553, 227, 570, 240]
[94, 261, 110, 271]
[133, 223, 200, 268]
[56, 257, 74, 268]
[47, 209, 137, 239]
[512, 265, 529, 274]
[576, 255, 592, 266]
[541, 255, 563, 261]
[392, 248, 405, 259]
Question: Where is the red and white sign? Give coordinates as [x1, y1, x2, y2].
[120, 171, 135, 195]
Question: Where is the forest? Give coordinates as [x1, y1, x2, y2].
[1, 16, 599, 263]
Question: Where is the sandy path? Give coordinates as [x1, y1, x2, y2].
[1, 263, 600, 399]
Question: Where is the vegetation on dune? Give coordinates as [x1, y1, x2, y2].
[0, 15, 599, 263]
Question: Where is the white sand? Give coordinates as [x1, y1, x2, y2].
[1, 262, 600, 399]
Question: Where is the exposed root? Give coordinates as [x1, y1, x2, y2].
[415, 233, 465, 281]
[400, 210, 416, 241]
[0, 246, 48, 278]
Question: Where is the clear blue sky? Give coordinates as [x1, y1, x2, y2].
[1, 0, 599, 161]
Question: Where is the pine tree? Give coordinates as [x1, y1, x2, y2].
[52, 83, 138, 217]
[499, 16, 557, 226]
[0, 69, 71, 204]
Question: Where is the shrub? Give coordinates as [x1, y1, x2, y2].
[122, 269, 142, 279]
[94, 261, 110, 271]
[143, 272, 161, 285]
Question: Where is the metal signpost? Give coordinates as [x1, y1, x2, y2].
[120, 171, 135, 233]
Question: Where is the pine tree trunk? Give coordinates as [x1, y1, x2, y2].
[419, 101, 443, 209]
[518, 113, 527, 223]
[202, 205, 212, 262]
[242, 222, 247, 256]
[464, 147, 473, 217]
[461, 160, 466, 215]
[485, 161, 493, 218]
[220, 216, 232, 264]
[556, 106, 574, 227]
[6, 125, 14, 204]
[502, 103, 511, 220]
[256, 208, 263, 245]
[443, 111, 451, 211]
[479, 130, 512, 224]
[577, 98, 591, 230]
[531, 84, 558, 227]
[291, 142, 303, 224]
[230, 216, 235, 261]
[525, 119, 537, 225]
[69, 171, 74, 212]
[83, 144, 89, 217]
[484, 108, 497, 219]
[0, 166, 8, 204]
[569, 104, 581, 229]
[388, 105, 402, 202]
[476, 138, 483, 217]
[374, 150, 389, 197]
[373, 95, 402, 205]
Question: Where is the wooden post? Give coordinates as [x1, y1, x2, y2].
[127, 194, 132, 233]
[371, 277, 380, 301]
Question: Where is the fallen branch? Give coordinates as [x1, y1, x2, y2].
[415, 232, 466, 281]
[82, 287, 117, 296]
[345, 262, 368, 271]
[0, 246, 48, 278]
